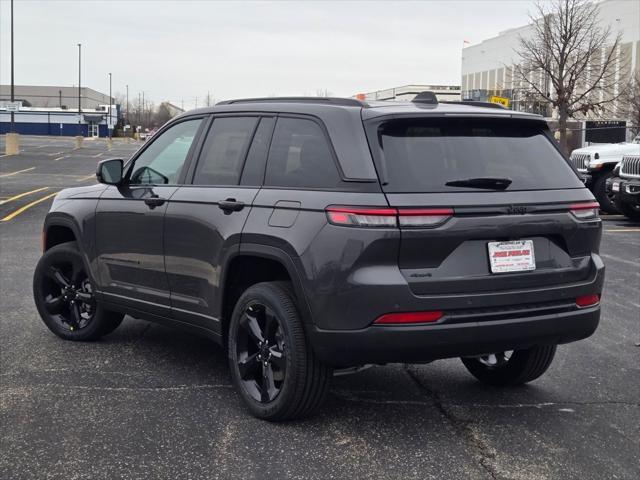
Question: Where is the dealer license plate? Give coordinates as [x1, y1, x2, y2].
[488, 240, 536, 274]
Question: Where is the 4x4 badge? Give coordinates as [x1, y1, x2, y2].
[507, 205, 528, 215]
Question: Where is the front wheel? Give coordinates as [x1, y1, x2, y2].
[461, 345, 557, 386]
[592, 170, 619, 214]
[228, 282, 332, 421]
[615, 198, 640, 221]
[33, 242, 124, 341]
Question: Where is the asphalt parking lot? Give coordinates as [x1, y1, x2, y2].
[1, 135, 639, 480]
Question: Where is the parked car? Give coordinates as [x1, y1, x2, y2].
[569, 135, 640, 213]
[33, 96, 604, 421]
[612, 153, 640, 221]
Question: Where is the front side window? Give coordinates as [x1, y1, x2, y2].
[265, 117, 341, 189]
[129, 118, 202, 185]
[192, 116, 258, 186]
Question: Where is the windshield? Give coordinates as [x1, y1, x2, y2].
[370, 117, 584, 193]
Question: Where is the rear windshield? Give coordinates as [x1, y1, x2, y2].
[370, 118, 583, 192]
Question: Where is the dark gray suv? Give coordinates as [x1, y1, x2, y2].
[33, 96, 604, 421]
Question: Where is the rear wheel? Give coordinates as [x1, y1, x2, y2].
[33, 242, 124, 341]
[592, 170, 619, 214]
[228, 282, 332, 421]
[461, 345, 556, 386]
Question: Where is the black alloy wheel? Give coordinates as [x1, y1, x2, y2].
[235, 302, 287, 403]
[228, 282, 332, 421]
[41, 261, 95, 332]
[461, 344, 557, 386]
[33, 242, 124, 341]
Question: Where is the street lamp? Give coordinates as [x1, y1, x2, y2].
[9, 0, 15, 133]
[108, 72, 112, 139]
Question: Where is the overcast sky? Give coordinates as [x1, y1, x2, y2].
[0, 0, 536, 109]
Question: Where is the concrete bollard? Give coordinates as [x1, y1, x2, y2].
[74, 136, 83, 149]
[5, 133, 20, 155]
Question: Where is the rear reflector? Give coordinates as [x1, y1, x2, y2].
[374, 311, 444, 325]
[326, 206, 453, 228]
[576, 294, 600, 308]
[570, 202, 600, 220]
[397, 208, 454, 227]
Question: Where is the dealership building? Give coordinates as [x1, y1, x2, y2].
[0, 85, 117, 137]
[356, 84, 461, 102]
[461, 0, 639, 122]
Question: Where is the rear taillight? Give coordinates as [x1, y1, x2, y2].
[576, 294, 600, 308]
[326, 206, 453, 228]
[325, 206, 398, 227]
[570, 202, 600, 220]
[374, 310, 444, 325]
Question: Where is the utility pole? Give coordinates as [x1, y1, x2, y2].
[108, 72, 112, 139]
[126, 84, 129, 130]
[142, 91, 145, 129]
[77, 43, 82, 137]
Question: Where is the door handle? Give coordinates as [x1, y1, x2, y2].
[218, 198, 245, 214]
[144, 195, 166, 209]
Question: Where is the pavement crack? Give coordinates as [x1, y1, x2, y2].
[404, 365, 500, 480]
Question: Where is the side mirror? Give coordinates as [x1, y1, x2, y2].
[96, 158, 123, 185]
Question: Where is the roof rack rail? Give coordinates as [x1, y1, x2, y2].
[442, 100, 508, 110]
[216, 97, 368, 107]
[411, 91, 438, 104]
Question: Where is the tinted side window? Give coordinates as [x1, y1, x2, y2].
[265, 117, 341, 189]
[241, 117, 275, 186]
[193, 116, 258, 186]
[129, 118, 202, 185]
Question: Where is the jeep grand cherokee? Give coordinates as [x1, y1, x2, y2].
[33, 96, 604, 421]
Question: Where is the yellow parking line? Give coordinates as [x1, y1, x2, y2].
[606, 228, 640, 232]
[0, 167, 35, 178]
[76, 173, 96, 182]
[0, 186, 49, 206]
[1, 191, 58, 222]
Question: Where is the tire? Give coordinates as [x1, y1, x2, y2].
[615, 198, 640, 221]
[592, 170, 619, 214]
[33, 242, 124, 341]
[227, 281, 332, 421]
[461, 345, 557, 387]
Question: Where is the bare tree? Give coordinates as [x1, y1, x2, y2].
[514, 0, 624, 152]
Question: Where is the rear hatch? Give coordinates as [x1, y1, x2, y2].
[365, 115, 601, 295]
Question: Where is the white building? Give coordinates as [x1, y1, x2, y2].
[461, 0, 639, 118]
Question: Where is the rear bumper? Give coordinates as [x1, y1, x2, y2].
[310, 306, 600, 366]
[308, 255, 605, 367]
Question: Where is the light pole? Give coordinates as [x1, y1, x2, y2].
[126, 84, 129, 133]
[108, 72, 112, 139]
[5, 0, 19, 155]
[9, 0, 15, 132]
[77, 43, 82, 137]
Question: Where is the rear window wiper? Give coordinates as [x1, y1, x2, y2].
[445, 177, 512, 190]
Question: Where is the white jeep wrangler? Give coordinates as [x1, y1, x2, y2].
[570, 135, 640, 213]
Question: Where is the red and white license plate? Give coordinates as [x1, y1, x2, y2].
[488, 240, 536, 274]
